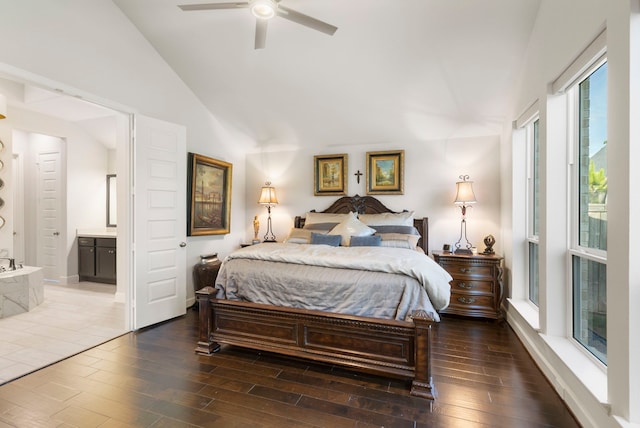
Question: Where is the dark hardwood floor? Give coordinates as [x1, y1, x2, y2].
[0, 308, 580, 427]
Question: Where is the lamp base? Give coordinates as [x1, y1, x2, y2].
[454, 248, 473, 255]
[262, 239, 277, 243]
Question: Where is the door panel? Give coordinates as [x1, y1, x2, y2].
[37, 151, 61, 282]
[134, 115, 187, 329]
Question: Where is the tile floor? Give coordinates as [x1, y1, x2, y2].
[0, 282, 127, 385]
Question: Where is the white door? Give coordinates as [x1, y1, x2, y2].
[133, 115, 187, 329]
[36, 151, 62, 282]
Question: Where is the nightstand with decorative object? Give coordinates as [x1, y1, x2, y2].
[432, 251, 504, 320]
[193, 253, 222, 296]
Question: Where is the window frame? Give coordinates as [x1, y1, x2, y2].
[566, 57, 608, 367]
[568, 57, 608, 260]
[525, 117, 540, 307]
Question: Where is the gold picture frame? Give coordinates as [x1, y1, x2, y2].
[366, 150, 404, 195]
[187, 153, 233, 236]
[314, 154, 348, 196]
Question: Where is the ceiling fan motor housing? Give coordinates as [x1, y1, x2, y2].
[250, 0, 277, 19]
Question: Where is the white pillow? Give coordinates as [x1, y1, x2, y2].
[284, 228, 313, 244]
[377, 233, 420, 250]
[358, 211, 415, 226]
[305, 211, 355, 225]
[328, 215, 376, 246]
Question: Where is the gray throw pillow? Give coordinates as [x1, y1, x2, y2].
[349, 235, 382, 247]
[310, 232, 342, 246]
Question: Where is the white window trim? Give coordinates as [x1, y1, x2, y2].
[524, 115, 540, 309]
[567, 57, 608, 259]
[526, 116, 540, 242]
[566, 57, 608, 368]
[552, 29, 606, 94]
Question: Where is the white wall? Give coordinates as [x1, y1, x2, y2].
[245, 136, 502, 255]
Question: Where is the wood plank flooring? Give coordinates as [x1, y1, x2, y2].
[0, 308, 580, 427]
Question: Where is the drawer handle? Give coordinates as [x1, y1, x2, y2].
[457, 282, 473, 289]
[457, 296, 476, 304]
[459, 268, 471, 273]
[108, 250, 115, 254]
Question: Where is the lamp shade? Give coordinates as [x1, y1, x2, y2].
[258, 182, 278, 205]
[454, 175, 477, 205]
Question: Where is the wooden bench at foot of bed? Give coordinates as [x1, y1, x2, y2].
[195, 286, 435, 400]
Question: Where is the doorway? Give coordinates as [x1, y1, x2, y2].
[0, 73, 188, 369]
[0, 101, 128, 384]
[12, 131, 65, 282]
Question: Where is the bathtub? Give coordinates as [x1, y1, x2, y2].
[0, 266, 44, 319]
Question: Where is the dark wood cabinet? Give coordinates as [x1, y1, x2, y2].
[78, 238, 95, 278]
[79, 237, 116, 284]
[432, 251, 504, 320]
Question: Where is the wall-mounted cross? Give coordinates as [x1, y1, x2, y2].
[354, 170, 363, 184]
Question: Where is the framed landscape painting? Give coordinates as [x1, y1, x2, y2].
[187, 153, 232, 236]
[314, 154, 348, 196]
[366, 150, 404, 195]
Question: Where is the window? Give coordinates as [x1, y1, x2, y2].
[527, 119, 540, 306]
[570, 61, 607, 364]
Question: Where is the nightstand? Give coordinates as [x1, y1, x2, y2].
[432, 251, 504, 320]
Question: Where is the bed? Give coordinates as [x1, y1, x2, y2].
[195, 195, 452, 400]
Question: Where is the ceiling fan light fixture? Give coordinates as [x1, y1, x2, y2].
[250, 0, 277, 19]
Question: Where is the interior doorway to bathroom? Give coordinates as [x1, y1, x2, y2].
[12, 131, 65, 283]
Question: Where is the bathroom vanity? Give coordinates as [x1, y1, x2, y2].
[77, 230, 116, 284]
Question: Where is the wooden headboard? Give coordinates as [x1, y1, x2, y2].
[294, 195, 429, 254]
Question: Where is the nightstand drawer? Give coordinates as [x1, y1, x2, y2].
[451, 279, 494, 294]
[448, 293, 495, 310]
[439, 262, 493, 279]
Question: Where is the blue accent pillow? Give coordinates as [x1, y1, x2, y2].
[310, 232, 342, 247]
[349, 235, 382, 247]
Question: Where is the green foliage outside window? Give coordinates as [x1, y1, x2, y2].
[588, 159, 607, 204]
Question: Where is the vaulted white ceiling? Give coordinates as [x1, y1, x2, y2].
[0, 1, 541, 151]
[116, 0, 541, 150]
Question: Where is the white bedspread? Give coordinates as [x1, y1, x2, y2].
[219, 243, 452, 317]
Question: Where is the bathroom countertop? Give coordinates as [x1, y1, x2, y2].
[76, 228, 117, 238]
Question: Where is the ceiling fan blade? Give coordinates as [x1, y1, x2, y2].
[255, 19, 268, 49]
[178, 2, 249, 11]
[276, 5, 337, 36]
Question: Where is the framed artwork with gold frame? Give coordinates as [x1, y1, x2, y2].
[366, 150, 404, 195]
[187, 152, 233, 236]
[314, 154, 348, 196]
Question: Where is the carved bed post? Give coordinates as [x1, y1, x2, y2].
[195, 286, 220, 355]
[410, 310, 435, 400]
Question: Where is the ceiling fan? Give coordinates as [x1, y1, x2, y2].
[178, 0, 338, 49]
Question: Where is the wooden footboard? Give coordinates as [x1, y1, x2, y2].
[195, 286, 435, 400]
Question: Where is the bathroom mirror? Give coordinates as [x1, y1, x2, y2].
[107, 174, 117, 227]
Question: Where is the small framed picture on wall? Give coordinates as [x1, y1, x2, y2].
[366, 150, 404, 195]
[314, 153, 348, 196]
